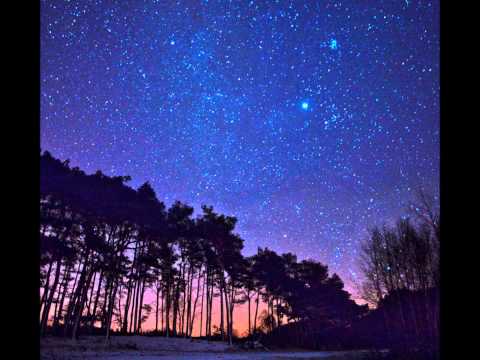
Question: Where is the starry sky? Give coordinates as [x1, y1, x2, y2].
[41, 0, 439, 295]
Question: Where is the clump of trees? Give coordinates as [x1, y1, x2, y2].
[258, 191, 439, 359]
[40, 151, 439, 358]
[40, 151, 365, 345]
[356, 189, 439, 357]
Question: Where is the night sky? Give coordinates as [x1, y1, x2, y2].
[41, 0, 439, 295]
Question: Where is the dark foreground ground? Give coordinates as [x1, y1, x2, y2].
[41, 336, 378, 360]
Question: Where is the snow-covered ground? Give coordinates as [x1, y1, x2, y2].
[41, 336, 368, 360]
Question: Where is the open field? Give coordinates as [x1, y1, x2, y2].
[40, 336, 373, 360]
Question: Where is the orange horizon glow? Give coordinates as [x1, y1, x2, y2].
[41, 280, 366, 337]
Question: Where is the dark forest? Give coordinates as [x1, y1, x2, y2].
[40, 151, 439, 359]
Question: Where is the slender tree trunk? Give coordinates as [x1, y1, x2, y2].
[247, 291, 251, 336]
[53, 263, 72, 330]
[207, 275, 214, 338]
[270, 299, 274, 332]
[276, 297, 281, 327]
[199, 272, 205, 337]
[129, 281, 135, 334]
[41, 259, 62, 335]
[105, 279, 119, 343]
[64, 262, 81, 335]
[173, 263, 185, 336]
[165, 276, 171, 337]
[205, 272, 209, 338]
[186, 267, 194, 337]
[90, 270, 103, 330]
[225, 286, 230, 342]
[117, 283, 123, 331]
[64, 252, 89, 337]
[181, 265, 191, 336]
[40, 259, 54, 318]
[71, 266, 95, 340]
[130, 277, 139, 333]
[122, 275, 132, 333]
[101, 277, 112, 330]
[254, 290, 260, 334]
[209, 280, 214, 337]
[123, 239, 138, 333]
[205, 271, 210, 339]
[161, 288, 164, 333]
[155, 285, 160, 332]
[220, 283, 225, 340]
[172, 277, 179, 335]
[52, 296, 59, 329]
[48, 271, 63, 330]
[190, 271, 202, 337]
[228, 281, 235, 345]
[137, 279, 146, 333]
[85, 271, 97, 320]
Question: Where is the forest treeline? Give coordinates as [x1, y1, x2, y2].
[40, 150, 439, 357]
[262, 208, 439, 358]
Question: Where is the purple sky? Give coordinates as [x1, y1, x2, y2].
[41, 0, 439, 294]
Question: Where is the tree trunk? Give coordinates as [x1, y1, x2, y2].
[101, 277, 112, 330]
[161, 288, 164, 333]
[253, 291, 260, 334]
[85, 271, 97, 321]
[205, 273, 209, 338]
[165, 275, 171, 337]
[105, 280, 119, 343]
[40, 259, 62, 336]
[122, 274, 132, 333]
[208, 275, 214, 338]
[247, 291, 251, 336]
[155, 285, 160, 332]
[181, 265, 190, 336]
[186, 267, 194, 337]
[71, 266, 95, 340]
[228, 281, 235, 345]
[40, 259, 54, 318]
[199, 272, 205, 337]
[117, 283, 123, 331]
[224, 282, 230, 342]
[130, 277, 139, 333]
[137, 279, 146, 333]
[220, 283, 225, 340]
[90, 270, 103, 330]
[122, 238, 138, 334]
[276, 297, 280, 327]
[53, 263, 72, 330]
[64, 250, 89, 337]
[190, 271, 202, 337]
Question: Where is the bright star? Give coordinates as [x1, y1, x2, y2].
[301, 102, 309, 110]
[330, 39, 338, 50]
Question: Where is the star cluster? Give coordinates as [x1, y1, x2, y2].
[41, 0, 439, 292]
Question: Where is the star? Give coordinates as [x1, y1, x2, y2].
[330, 39, 338, 50]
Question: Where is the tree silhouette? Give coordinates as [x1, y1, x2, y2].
[40, 151, 438, 357]
[358, 205, 439, 355]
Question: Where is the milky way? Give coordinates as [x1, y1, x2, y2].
[41, 0, 439, 293]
